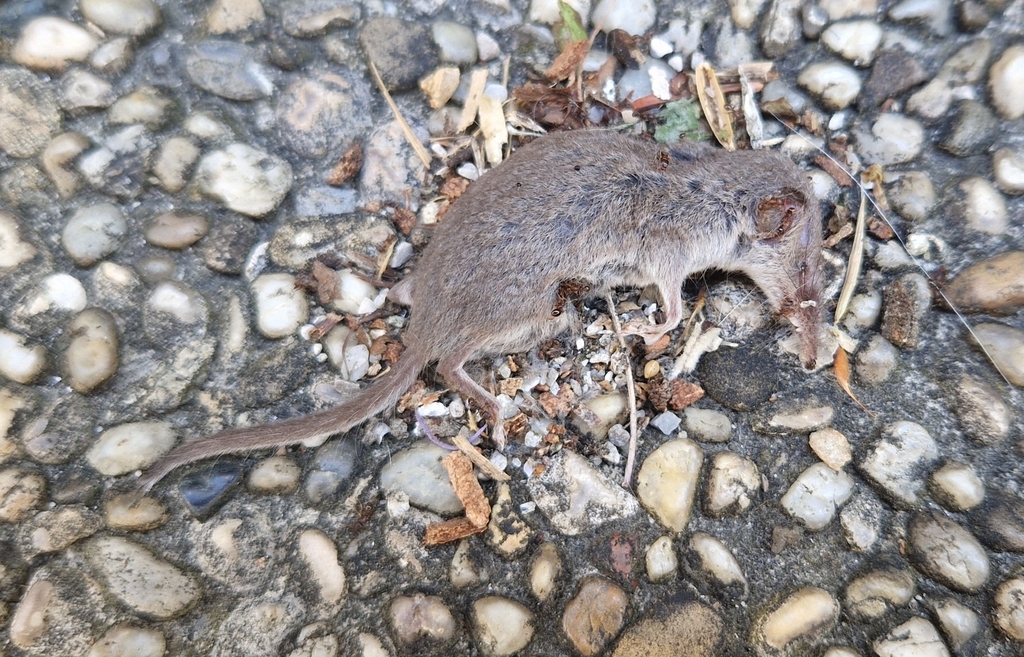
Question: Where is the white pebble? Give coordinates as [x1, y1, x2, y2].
[332, 269, 383, 315]
[528, 0, 591, 25]
[196, 143, 293, 217]
[689, 532, 747, 593]
[959, 177, 1006, 235]
[248, 455, 301, 494]
[645, 536, 677, 582]
[87, 421, 178, 476]
[62, 203, 127, 266]
[593, 0, 656, 35]
[930, 461, 985, 511]
[861, 421, 938, 507]
[650, 36, 674, 58]
[80, 0, 162, 36]
[0, 329, 46, 384]
[472, 596, 534, 656]
[13, 17, 98, 72]
[989, 44, 1024, 120]
[781, 462, 855, 530]
[705, 451, 760, 517]
[636, 438, 703, 532]
[323, 325, 370, 382]
[855, 113, 924, 166]
[808, 427, 852, 470]
[84, 536, 198, 619]
[0, 211, 38, 269]
[993, 147, 1024, 195]
[873, 617, 949, 657]
[650, 411, 681, 435]
[298, 529, 346, 606]
[149, 281, 205, 325]
[66, 308, 119, 393]
[759, 587, 839, 650]
[252, 274, 308, 339]
[798, 61, 862, 110]
[994, 578, 1024, 640]
[821, 21, 882, 66]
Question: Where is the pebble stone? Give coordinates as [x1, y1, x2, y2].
[281, 0, 358, 37]
[251, 273, 308, 339]
[60, 70, 116, 112]
[798, 61, 862, 110]
[874, 617, 951, 657]
[66, 307, 119, 393]
[108, 86, 173, 129]
[945, 251, 1024, 314]
[561, 577, 628, 656]
[389, 594, 457, 646]
[86, 421, 178, 476]
[932, 597, 980, 650]
[152, 137, 200, 193]
[473, 597, 534, 656]
[758, 587, 839, 649]
[432, 21, 479, 64]
[13, 17, 99, 72]
[821, 21, 883, 65]
[86, 624, 166, 657]
[781, 462, 855, 530]
[85, 536, 200, 619]
[941, 99, 996, 157]
[0, 468, 47, 522]
[887, 0, 952, 35]
[530, 543, 562, 602]
[195, 144, 293, 217]
[683, 407, 732, 442]
[881, 273, 932, 349]
[959, 177, 1007, 235]
[645, 536, 678, 582]
[636, 438, 703, 532]
[205, 0, 266, 34]
[19, 505, 102, 558]
[809, 427, 852, 470]
[527, 449, 640, 536]
[0, 211, 38, 268]
[888, 170, 936, 221]
[276, 73, 372, 159]
[0, 328, 46, 384]
[145, 212, 209, 249]
[930, 461, 985, 511]
[80, 0, 162, 36]
[760, 0, 804, 58]
[380, 440, 463, 515]
[686, 532, 748, 596]
[971, 323, 1024, 386]
[61, 203, 127, 267]
[989, 45, 1024, 120]
[359, 18, 439, 92]
[247, 455, 301, 494]
[611, 602, 722, 656]
[993, 147, 1024, 194]
[860, 421, 938, 508]
[972, 492, 1024, 553]
[856, 113, 924, 165]
[704, 451, 760, 517]
[298, 529, 346, 607]
[993, 578, 1024, 640]
[844, 569, 916, 620]
[0, 67, 62, 158]
[593, 0, 656, 35]
[104, 493, 169, 531]
[907, 511, 990, 593]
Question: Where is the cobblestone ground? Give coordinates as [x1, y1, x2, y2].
[2, 0, 1024, 655]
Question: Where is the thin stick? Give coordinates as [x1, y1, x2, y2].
[834, 186, 867, 323]
[605, 293, 639, 488]
[367, 59, 432, 170]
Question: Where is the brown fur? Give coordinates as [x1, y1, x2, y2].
[140, 130, 823, 489]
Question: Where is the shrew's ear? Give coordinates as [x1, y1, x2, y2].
[755, 188, 807, 240]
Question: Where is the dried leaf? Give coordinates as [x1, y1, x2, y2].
[861, 163, 891, 212]
[834, 347, 875, 416]
[654, 98, 710, 144]
[834, 188, 867, 324]
[739, 71, 764, 149]
[325, 142, 363, 186]
[546, 39, 590, 82]
[609, 29, 646, 69]
[512, 82, 589, 130]
[392, 206, 417, 235]
[308, 313, 344, 342]
[439, 175, 471, 202]
[694, 61, 735, 151]
[311, 261, 340, 305]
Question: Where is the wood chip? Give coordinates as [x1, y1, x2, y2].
[452, 433, 510, 481]
[367, 60, 432, 169]
[457, 68, 489, 133]
[539, 391, 571, 417]
[814, 153, 854, 187]
[478, 91, 508, 165]
[834, 347, 875, 417]
[424, 517, 486, 545]
[443, 451, 490, 527]
[420, 66, 460, 109]
[668, 380, 704, 410]
[325, 142, 363, 186]
[392, 206, 417, 235]
[545, 39, 590, 82]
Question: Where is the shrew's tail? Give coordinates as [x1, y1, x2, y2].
[138, 346, 429, 490]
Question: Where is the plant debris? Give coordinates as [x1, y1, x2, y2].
[325, 142, 363, 186]
[654, 98, 710, 144]
[694, 61, 736, 150]
[424, 451, 491, 545]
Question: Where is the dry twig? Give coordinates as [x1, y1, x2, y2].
[604, 293, 639, 489]
[367, 59, 431, 169]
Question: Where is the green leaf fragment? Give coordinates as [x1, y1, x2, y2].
[654, 98, 712, 144]
[556, 0, 588, 45]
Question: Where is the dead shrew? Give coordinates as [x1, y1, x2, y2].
[139, 130, 824, 489]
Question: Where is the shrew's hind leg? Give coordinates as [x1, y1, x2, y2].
[621, 279, 686, 345]
[437, 351, 507, 449]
